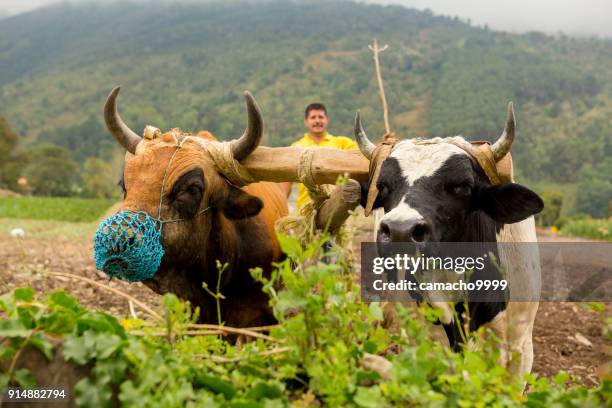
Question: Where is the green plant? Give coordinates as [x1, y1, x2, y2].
[0, 196, 115, 222]
[560, 216, 612, 241]
[0, 237, 610, 407]
[535, 191, 563, 227]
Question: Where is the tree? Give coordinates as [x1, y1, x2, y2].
[81, 157, 119, 198]
[0, 116, 18, 188]
[535, 191, 563, 227]
[24, 144, 79, 196]
[575, 159, 612, 218]
[40, 114, 115, 162]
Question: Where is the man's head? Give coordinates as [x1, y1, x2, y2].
[304, 103, 329, 138]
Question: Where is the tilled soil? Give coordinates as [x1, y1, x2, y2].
[0, 221, 609, 387]
[0, 232, 161, 319]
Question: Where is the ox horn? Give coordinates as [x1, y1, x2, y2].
[231, 91, 264, 161]
[491, 102, 516, 162]
[104, 86, 142, 154]
[354, 111, 375, 160]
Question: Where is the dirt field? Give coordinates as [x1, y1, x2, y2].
[0, 218, 608, 387]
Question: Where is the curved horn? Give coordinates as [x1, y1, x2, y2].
[104, 87, 142, 154]
[354, 111, 375, 160]
[491, 102, 515, 162]
[231, 91, 263, 161]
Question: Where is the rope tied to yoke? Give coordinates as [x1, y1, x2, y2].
[298, 147, 333, 207]
[275, 147, 337, 239]
[207, 141, 256, 186]
[150, 127, 256, 187]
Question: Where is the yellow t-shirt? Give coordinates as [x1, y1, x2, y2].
[290, 132, 358, 210]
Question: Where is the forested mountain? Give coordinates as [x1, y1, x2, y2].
[0, 0, 610, 213]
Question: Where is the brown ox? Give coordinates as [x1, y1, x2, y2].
[98, 87, 287, 328]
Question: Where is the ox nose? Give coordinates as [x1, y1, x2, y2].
[379, 219, 431, 243]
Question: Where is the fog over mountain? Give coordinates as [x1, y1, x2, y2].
[1, 0, 611, 38]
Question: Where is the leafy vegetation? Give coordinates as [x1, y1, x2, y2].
[0, 1, 610, 216]
[0, 116, 19, 189]
[575, 158, 612, 219]
[558, 216, 612, 241]
[1, 236, 610, 406]
[535, 191, 563, 227]
[22, 144, 79, 197]
[0, 197, 115, 222]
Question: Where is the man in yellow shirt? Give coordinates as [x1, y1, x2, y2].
[280, 102, 358, 211]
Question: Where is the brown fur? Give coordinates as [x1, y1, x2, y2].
[118, 132, 288, 327]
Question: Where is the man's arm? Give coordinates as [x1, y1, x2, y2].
[279, 182, 292, 198]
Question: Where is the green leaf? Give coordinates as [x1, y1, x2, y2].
[276, 234, 301, 258]
[356, 370, 381, 384]
[246, 381, 283, 400]
[587, 302, 605, 313]
[228, 401, 264, 408]
[14, 287, 34, 302]
[76, 312, 125, 336]
[17, 308, 36, 329]
[368, 303, 384, 321]
[0, 372, 9, 391]
[13, 368, 37, 389]
[93, 359, 128, 385]
[63, 330, 96, 365]
[193, 373, 236, 400]
[49, 290, 80, 311]
[0, 345, 16, 361]
[363, 341, 377, 354]
[0, 297, 14, 314]
[28, 333, 54, 361]
[353, 386, 382, 408]
[94, 334, 123, 359]
[0, 319, 32, 338]
[553, 371, 569, 385]
[38, 311, 76, 334]
[74, 377, 113, 408]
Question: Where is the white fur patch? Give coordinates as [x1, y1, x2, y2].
[390, 139, 468, 185]
[381, 202, 424, 224]
[380, 139, 469, 224]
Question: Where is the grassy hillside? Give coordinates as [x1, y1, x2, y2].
[0, 0, 610, 210]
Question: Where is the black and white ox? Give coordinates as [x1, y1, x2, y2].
[355, 104, 543, 378]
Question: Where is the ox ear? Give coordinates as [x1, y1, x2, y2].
[218, 185, 264, 220]
[475, 183, 544, 224]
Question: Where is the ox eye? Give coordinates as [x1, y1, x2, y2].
[376, 181, 390, 197]
[450, 183, 472, 197]
[183, 184, 202, 197]
[188, 185, 200, 194]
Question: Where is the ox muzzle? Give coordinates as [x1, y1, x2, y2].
[94, 210, 165, 282]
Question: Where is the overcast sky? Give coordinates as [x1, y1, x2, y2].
[1, 0, 611, 38]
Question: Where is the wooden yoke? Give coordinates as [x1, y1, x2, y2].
[240, 147, 370, 184]
[241, 147, 369, 232]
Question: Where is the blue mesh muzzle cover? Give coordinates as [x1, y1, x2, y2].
[94, 210, 164, 282]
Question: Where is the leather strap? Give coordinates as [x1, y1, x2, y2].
[364, 133, 399, 216]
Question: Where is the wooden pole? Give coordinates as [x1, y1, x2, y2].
[368, 38, 391, 134]
[241, 146, 369, 184]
